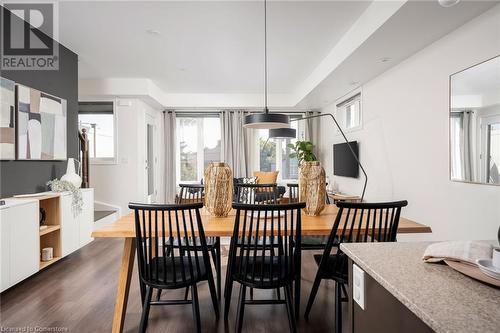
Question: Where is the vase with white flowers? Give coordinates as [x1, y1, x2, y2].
[47, 179, 83, 215]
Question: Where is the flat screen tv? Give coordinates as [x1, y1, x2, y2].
[333, 141, 359, 178]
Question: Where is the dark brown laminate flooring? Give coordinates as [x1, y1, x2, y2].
[0, 238, 347, 332]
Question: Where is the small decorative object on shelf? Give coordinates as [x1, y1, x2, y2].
[47, 179, 83, 215]
[204, 162, 233, 217]
[61, 157, 82, 188]
[41, 247, 53, 262]
[299, 161, 326, 216]
[39, 207, 46, 226]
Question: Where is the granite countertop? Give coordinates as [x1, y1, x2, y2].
[340, 242, 500, 333]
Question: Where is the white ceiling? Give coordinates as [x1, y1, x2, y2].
[60, 0, 371, 94]
[296, 0, 500, 108]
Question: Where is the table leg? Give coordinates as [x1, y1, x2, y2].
[112, 237, 136, 333]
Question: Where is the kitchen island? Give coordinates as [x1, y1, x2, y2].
[340, 242, 500, 333]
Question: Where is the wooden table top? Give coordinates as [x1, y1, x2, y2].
[92, 204, 431, 238]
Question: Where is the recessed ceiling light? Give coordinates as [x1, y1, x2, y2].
[438, 0, 460, 8]
[349, 81, 359, 86]
[380, 57, 391, 63]
[146, 29, 161, 35]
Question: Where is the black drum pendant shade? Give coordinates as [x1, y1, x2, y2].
[269, 127, 296, 139]
[244, 113, 290, 129]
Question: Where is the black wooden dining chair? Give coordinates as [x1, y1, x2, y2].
[234, 183, 279, 204]
[176, 184, 221, 301]
[304, 200, 408, 333]
[129, 202, 219, 333]
[231, 183, 283, 301]
[157, 184, 222, 302]
[177, 183, 204, 203]
[225, 202, 306, 333]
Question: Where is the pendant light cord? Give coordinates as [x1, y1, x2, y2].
[264, 0, 268, 113]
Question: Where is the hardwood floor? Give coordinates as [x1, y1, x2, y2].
[0, 238, 347, 332]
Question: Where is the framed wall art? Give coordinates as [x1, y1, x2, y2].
[0, 77, 16, 160]
[16, 84, 67, 160]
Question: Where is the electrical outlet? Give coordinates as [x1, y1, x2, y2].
[352, 263, 365, 310]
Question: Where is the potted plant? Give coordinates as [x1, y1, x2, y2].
[288, 141, 325, 216]
[288, 141, 317, 164]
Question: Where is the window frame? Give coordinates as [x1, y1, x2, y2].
[335, 90, 363, 134]
[175, 113, 222, 185]
[78, 100, 118, 165]
[251, 113, 305, 183]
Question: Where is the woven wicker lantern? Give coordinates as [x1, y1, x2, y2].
[204, 162, 233, 217]
[299, 161, 326, 216]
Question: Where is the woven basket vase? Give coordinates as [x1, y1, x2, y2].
[299, 161, 326, 216]
[204, 162, 233, 217]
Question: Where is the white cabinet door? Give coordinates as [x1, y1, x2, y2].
[0, 208, 12, 292]
[79, 189, 94, 247]
[9, 202, 39, 286]
[60, 194, 79, 256]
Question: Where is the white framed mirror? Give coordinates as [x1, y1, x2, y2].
[450, 55, 500, 185]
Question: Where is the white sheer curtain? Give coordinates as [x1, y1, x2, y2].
[462, 110, 474, 181]
[220, 110, 250, 178]
[304, 110, 321, 154]
[164, 111, 177, 202]
[450, 110, 474, 181]
[450, 113, 463, 179]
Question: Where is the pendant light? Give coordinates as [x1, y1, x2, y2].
[269, 127, 296, 139]
[243, 0, 290, 129]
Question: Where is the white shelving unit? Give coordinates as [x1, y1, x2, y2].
[0, 189, 94, 292]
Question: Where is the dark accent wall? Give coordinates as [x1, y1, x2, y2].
[0, 6, 78, 197]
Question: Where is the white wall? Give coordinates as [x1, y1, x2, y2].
[318, 5, 500, 241]
[88, 98, 164, 215]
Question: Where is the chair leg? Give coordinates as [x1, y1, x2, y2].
[191, 284, 201, 333]
[215, 240, 222, 300]
[207, 270, 220, 320]
[304, 273, 322, 320]
[184, 287, 189, 300]
[284, 285, 297, 333]
[294, 274, 301, 318]
[138, 285, 153, 333]
[249, 288, 254, 300]
[276, 287, 281, 300]
[235, 285, 247, 333]
[335, 282, 342, 333]
[224, 276, 233, 320]
[156, 289, 162, 301]
[139, 275, 146, 304]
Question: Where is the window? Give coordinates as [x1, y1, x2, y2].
[336, 92, 362, 132]
[175, 115, 221, 183]
[78, 101, 116, 163]
[253, 116, 303, 181]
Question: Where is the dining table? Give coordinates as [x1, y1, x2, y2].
[92, 204, 432, 333]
